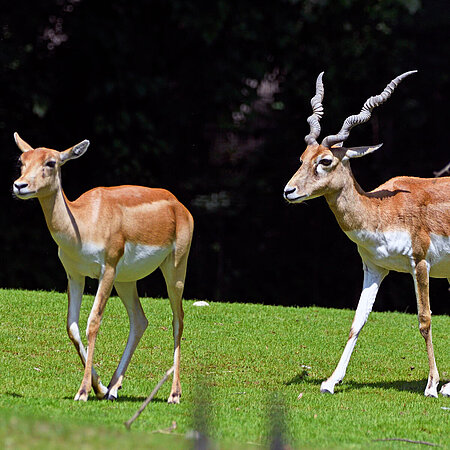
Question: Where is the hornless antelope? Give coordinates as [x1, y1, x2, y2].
[284, 71, 450, 397]
[13, 134, 193, 403]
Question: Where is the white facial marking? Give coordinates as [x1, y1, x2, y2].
[316, 157, 333, 176]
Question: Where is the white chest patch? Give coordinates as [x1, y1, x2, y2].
[58, 241, 105, 279]
[345, 229, 414, 274]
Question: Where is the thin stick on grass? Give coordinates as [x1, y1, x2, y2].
[373, 438, 440, 447]
[124, 366, 174, 430]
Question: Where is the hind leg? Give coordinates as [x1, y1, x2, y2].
[105, 281, 148, 400]
[160, 251, 189, 404]
[413, 260, 439, 397]
[440, 280, 450, 396]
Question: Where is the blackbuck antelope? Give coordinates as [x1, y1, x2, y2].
[13, 134, 194, 403]
[284, 71, 450, 397]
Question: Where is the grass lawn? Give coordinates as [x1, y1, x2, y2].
[0, 288, 448, 448]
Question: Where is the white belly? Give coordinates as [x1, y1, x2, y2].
[346, 229, 415, 274]
[115, 243, 171, 281]
[346, 230, 450, 278]
[427, 234, 450, 278]
[58, 241, 171, 281]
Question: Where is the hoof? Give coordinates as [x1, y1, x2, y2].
[95, 391, 107, 400]
[94, 383, 109, 399]
[440, 383, 450, 397]
[424, 391, 438, 398]
[74, 390, 88, 402]
[320, 381, 335, 394]
[424, 381, 438, 398]
[424, 386, 438, 398]
[167, 393, 181, 404]
[105, 391, 117, 401]
[105, 384, 120, 401]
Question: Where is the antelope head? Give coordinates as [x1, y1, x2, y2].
[283, 71, 417, 203]
[13, 133, 90, 200]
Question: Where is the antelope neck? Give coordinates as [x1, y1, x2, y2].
[324, 169, 370, 233]
[38, 187, 81, 245]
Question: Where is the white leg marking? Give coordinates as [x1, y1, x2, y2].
[161, 254, 187, 404]
[440, 382, 450, 397]
[320, 264, 387, 394]
[75, 266, 116, 401]
[67, 275, 107, 398]
[106, 281, 148, 401]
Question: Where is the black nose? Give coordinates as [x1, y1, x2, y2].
[284, 187, 296, 198]
[14, 182, 28, 190]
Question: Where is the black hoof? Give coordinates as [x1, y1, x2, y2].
[105, 391, 117, 401]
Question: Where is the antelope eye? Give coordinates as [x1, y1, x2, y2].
[319, 158, 332, 166]
[45, 160, 56, 168]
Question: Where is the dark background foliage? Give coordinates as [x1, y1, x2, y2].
[1, 0, 449, 313]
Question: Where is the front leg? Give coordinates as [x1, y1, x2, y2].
[320, 263, 387, 394]
[74, 265, 116, 401]
[67, 274, 108, 399]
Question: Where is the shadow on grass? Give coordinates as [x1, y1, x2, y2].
[285, 373, 429, 394]
[110, 395, 167, 403]
[334, 379, 428, 394]
[61, 394, 163, 403]
[4, 392, 24, 398]
[284, 370, 309, 386]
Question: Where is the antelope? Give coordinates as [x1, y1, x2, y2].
[13, 134, 194, 403]
[283, 71, 450, 397]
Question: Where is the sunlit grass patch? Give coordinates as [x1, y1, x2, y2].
[0, 288, 448, 448]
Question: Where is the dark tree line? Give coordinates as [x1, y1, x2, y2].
[1, 0, 449, 313]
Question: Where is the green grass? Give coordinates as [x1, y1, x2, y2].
[0, 288, 448, 448]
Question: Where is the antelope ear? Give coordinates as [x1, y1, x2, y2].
[343, 144, 383, 160]
[60, 140, 90, 164]
[14, 132, 34, 152]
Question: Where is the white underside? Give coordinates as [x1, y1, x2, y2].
[58, 240, 171, 281]
[116, 242, 171, 281]
[426, 233, 450, 278]
[345, 230, 450, 277]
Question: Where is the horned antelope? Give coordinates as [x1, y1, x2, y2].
[13, 134, 193, 402]
[284, 71, 450, 397]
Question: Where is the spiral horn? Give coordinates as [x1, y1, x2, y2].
[321, 70, 417, 149]
[304, 72, 325, 146]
